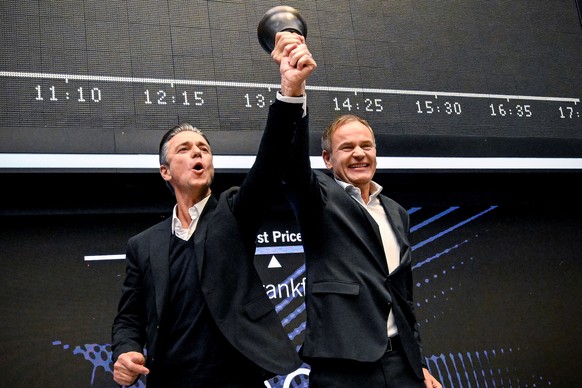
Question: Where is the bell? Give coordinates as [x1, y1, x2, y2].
[257, 5, 307, 53]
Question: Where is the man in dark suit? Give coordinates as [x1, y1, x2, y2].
[111, 34, 316, 387]
[274, 32, 442, 388]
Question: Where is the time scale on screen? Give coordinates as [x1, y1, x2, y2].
[4, 70, 581, 128]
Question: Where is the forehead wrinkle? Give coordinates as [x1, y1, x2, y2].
[171, 134, 211, 151]
[334, 137, 375, 150]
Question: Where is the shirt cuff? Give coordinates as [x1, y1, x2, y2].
[276, 91, 307, 117]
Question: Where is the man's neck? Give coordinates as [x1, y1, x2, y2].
[175, 188, 211, 226]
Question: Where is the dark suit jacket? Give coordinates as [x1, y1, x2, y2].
[111, 100, 305, 378]
[284, 126, 426, 379]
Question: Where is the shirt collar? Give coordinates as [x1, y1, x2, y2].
[171, 194, 211, 237]
[335, 178, 383, 204]
[335, 178, 383, 196]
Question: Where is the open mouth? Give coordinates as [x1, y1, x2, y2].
[193, 162, 204, 171]
[350, 163, 368, 169]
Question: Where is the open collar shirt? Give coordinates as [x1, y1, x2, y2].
[171, 194, 211, 241]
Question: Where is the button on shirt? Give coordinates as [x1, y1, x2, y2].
[337, 179, 400, 337]
[172, 195, 211, 241]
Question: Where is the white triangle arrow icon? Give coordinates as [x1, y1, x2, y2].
[268, 255, 282, 268]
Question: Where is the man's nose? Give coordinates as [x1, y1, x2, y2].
[191, 146, 202, 157]
[353, 146, 365, 157]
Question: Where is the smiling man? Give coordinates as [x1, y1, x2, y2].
[282, 113, 442, 388]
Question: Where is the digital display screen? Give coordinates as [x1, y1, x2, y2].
[1, 0, 581, 171]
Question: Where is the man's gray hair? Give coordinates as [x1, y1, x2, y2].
[158, 123, 210, 165]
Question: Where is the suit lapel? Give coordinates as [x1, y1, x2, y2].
[335, 186, 387, 272]
[150, 218, 172, 320]
[379, 196, 410, 268]
[359, 207, 390, 274]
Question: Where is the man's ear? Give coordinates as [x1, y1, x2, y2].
[322, 150, 333, 170]
[160, 164, 171, 181]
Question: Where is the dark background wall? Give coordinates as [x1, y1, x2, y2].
[1, 1, 581, 387]
[1, 171, 581, 387]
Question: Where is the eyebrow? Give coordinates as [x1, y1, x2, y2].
[174, 138, 210, 148]
[337, 139, 374, 148]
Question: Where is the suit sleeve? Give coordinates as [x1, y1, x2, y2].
[279, 99, 322, 220]
[111, 237, 147, 362]
[230, 100, 307, 236]
[404, 209, 427, 367]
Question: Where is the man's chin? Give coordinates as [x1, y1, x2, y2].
[348, 175, 373, 184]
